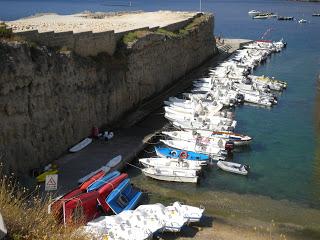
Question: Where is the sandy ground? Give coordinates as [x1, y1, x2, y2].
[6, 11, 196, 33]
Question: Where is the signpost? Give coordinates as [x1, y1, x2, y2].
[45, 174, 58, 191]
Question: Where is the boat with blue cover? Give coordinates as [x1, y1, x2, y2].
[106, 178, 143, 214]
[87, 171, 120, 192]
[154, 146, 209, 161]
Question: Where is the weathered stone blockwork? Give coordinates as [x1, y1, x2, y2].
[0, 14, 216, 174]
[12, 13, 202, 57]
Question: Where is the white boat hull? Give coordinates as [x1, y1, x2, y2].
[142, 168, 198, 183]
[69, 137, 92, 153]
[217, 161, 248, 175]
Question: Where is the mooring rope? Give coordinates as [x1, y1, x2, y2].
[126, 162, 143, 171]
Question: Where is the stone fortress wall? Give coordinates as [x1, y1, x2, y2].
[0, 13, 216, 174]
[13, 14, 201, 56]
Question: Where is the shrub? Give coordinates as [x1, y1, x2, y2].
[122, 30, 150, 45]
[0, 22, 13, 39]
[0, 168, 87, 240]
[156, 28, 178, 37]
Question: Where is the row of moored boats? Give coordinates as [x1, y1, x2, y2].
[248, 9, 312, 23]
[139, 39, 288, 183]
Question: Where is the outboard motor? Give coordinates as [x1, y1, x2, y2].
[225, 141, 235, 152]
[243, 78, 251, 85]
[229, 99, 236, 106]
[226, 111, 235, 119]
[206, 93, 214, 101]
[243, 69, 251, 76]
[226, 126, 234, 132]
[220, 150, 228, 157]
[236, 93, 245, 104]
[263, 87, 271, 93]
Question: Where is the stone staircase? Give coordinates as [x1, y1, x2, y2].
[217, 43, 233, 54]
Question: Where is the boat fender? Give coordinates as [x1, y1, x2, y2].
[179, 151, 188, 159]
[171, 150, 177, 157]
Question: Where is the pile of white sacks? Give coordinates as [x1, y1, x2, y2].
[83, 202, 204, 240]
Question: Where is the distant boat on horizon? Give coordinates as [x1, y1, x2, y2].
[278, 16, 294, 21]
[298, 18, 308, 23]
[248, 10, 261, 16]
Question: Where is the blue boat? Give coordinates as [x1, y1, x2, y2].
[106, 178, 143, 214]
[154, 146, 209, 161]
[87, 171, 120, 192]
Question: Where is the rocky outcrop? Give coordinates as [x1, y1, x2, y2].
[0, 14, 216, 174]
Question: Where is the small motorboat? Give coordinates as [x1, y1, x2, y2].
[97, 173, 128, 213]
[80, 170, 106, 191]
[78, 166, 110, 184]
[136, 203, 187, 232]
[217, 161, 249, 175]
[160, 139, 226, 157]
[53, 173, 128, 224]
[86, 171, 120, 192]
[85, 209, 164, 239]
[169, 202, 205, 223]
[106, 224, 153, 240]
[248, 10, 261, 16]
[139, 157, 205, 170]
[312, 13, 320, 17]
[277, 16, 294, 21]
[49, 188, 84, 222]
[106, 155, 122, 168]
[77, 155, 122, 184]
[106, 178, 143, 214]
[298, 19, 307, 24]
[154, 146, 209, 161]
[253, 13, 273, 19]
[142, 167, 198, 183]
[64, 191, 100, 224]
[69, 138, 92, 153]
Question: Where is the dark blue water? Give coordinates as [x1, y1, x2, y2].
[1, 0, 320, 207]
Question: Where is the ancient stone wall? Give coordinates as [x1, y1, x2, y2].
[12, 13, 202, 57]
[0, 14, 216, 174]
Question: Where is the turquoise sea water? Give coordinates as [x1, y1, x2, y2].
[1, 0, 320, 208]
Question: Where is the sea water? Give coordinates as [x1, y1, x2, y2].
[1, 0, 320, 208]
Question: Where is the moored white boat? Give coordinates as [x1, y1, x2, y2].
[170, 202, 204, 223]
[160, 139, 227, 158]
[136, 203, 187, 232]
[139, 157, 205, 170]
[142, 167, 199, 183]
[162, 129, 251, 147]
[248, 10, 261, 16]
[217, 161, 249, 175]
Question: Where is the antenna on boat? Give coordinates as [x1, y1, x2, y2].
[199, 0, 202, 12]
